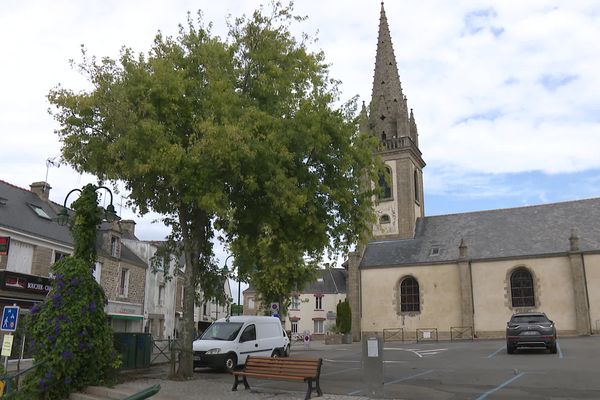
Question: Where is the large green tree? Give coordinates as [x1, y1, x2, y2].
[49, 2, 377, 377]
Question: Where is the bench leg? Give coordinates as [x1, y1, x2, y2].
[232, 375, 251, 391]
[305, 379, 314, 400]
[315, 377, 323, 397]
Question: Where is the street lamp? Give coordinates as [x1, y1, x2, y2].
[56, 185, 118, 226]
[223, 255, 242, 315]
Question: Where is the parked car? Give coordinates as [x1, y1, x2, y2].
[506, 312, 557, 354]
[193, 315, 290, 370]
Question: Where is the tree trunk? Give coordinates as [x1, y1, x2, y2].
[175, 210, 198, 379]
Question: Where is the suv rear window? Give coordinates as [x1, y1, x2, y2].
[511, 315, 548, 324]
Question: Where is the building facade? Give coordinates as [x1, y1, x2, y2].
[346, 3, 600, 341]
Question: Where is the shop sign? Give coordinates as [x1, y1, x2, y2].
[0, 237, 9, 256]
[0, 271, 52, 295]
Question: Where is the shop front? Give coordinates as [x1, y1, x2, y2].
[106, 300, 143, 333]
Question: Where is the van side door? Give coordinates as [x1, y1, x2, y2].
[238, 324, 257, 364]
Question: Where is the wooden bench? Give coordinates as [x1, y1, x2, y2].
[232, 356, 323, 400]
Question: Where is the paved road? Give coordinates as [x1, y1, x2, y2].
[121, 336, 600, 399]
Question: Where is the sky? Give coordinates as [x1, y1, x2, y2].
[2, 1, 600, 284]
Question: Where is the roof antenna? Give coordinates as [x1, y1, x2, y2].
[44, 157, 60, 193]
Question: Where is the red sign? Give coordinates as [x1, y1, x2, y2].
[0, 237, 9, 256]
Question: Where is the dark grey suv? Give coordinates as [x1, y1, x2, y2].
[506, 312, 557, 354]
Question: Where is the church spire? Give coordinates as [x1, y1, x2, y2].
[369, 1, 410, 142]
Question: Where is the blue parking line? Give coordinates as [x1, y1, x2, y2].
[474, 372, 526, 400]
[557, 339, 563, 359]
[346, 369, 435, 395]
[487, 345, 505, 358]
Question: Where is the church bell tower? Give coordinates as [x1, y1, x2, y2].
[361, 2, 425, 240]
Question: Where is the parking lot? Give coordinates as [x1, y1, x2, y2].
[194, 335, 600, 399]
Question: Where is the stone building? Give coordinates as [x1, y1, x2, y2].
[285, 268, 347, 339]
[242, 269, 347, 339]
[346, 3, 600, 341]
[122, 237, 179, 339]
[0, 179, 149, 335]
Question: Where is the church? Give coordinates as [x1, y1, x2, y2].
[346, 3, 600, 341]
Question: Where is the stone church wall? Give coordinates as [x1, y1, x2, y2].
[584, 253, 600, 334]
[471, 256, 577, 337]
[361, 264, 462, 340]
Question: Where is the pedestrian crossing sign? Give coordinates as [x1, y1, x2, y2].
[1, 306, 19, 332]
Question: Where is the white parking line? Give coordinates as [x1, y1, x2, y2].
[475, 372, 527, 400]
[487, 345, 505, 358]
[384, 347, 448, 358]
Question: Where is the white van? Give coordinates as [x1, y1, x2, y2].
[193, 315, 290, 370]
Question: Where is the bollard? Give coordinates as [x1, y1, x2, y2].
[362, 335, 384, 398]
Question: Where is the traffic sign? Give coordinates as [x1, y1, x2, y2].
[1, 306, 19, 332]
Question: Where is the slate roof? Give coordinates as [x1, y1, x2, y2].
[0, 179, 72, 246]
[361, 197, 600, 268]
[301, 268, 347, 294]
[244, 268, 347, 295]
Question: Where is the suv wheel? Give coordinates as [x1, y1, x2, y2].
[506, 343, 515, 354]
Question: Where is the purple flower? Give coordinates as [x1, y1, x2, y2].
[52, 293, 63, 307]
[89, 300, 97, 312]
[61, 351, 73, 360]
[70, 277, 79, 286]
[39, 378, 47, 390]
[48, 335, 56, 343]
[64, 377, 72, 385]
[45, 370, 53, 380]
[30, 304, 41, 314]
[66, 288, 73, 296]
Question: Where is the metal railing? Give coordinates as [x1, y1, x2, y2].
[0, 360, 46, 399]
[450, 326, 474, 341]
[383, 328, 404, 342]
[416, 328, 438, 343]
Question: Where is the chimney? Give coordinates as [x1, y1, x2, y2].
[120, 220, 136, 238]
[30, 182, 51, 202]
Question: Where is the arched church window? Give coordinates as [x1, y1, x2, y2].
[400, 276, 420, 312]
[379, 214, 390, 224]
[414, 170, 420, 202]
[510, 268, 534, 307]
[377, 167, 392, 200]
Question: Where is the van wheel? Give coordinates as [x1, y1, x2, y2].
[271, 349, 282, 358]
[224, 353, 237, 371]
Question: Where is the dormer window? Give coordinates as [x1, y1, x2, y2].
[430, 247, 440, 256]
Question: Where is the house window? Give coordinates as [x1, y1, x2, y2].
[313, 320, 324, 334]
[158, 285, 165, 306]
[315, 296, 323, 310]
[377, 167, 392, 200]
[400, 276, 420, 312]
[53, 251, 68, 264]
[119, 268, 129, 297]
[379, 215, 391, 224]
[291, 296, 300, 309]
[511, 268, 535, 307]
[291, 322, 298, 333]
[111, 236, 120, 257]
[93, 262, 102, 284]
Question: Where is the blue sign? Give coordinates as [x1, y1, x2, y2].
[1, 306, 19, 332]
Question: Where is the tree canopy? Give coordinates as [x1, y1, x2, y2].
[49, 1, 377, 377]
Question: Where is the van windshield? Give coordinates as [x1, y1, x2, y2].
[200, 322, 244, 341]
